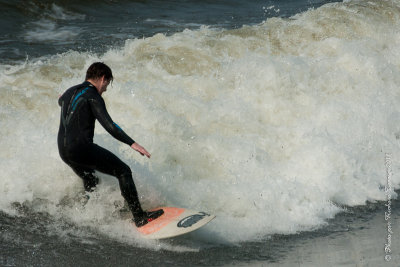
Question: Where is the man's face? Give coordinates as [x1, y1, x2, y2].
[99, 77, 110, 95]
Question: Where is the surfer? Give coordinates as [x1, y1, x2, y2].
[57, 62, 163, 227]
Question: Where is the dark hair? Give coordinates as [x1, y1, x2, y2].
[85, 62, 113, 82]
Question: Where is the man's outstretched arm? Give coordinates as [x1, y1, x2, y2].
[89, 97, 151, 158]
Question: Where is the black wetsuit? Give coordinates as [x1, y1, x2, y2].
[57, 81, 143, 214]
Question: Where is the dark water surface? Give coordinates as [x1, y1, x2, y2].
[1, 196, 398, 266]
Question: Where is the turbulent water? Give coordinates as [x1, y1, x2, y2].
[1, 0, 400, 265]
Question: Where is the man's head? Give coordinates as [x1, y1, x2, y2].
[85, 62, 113, 95]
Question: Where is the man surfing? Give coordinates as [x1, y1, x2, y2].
[57, 62, 163, 227]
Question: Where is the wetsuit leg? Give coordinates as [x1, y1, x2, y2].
[61, 144, 163, 226]
[64, 144, 145, 215]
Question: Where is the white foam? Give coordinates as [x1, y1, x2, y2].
[1, 0, 399, 245]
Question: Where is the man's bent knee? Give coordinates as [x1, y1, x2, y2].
[115, 163, 132, 179]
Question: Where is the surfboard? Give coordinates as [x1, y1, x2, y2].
[135, 207, 215, 239]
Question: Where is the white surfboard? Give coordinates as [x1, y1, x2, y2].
[135, 207, 215, 239]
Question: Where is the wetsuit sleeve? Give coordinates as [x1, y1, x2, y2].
[89, 96, 135, 146]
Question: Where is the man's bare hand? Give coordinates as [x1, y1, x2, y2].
[131, 142, 151, 158]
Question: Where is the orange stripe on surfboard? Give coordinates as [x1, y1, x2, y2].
[136, 207, 185, 235]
